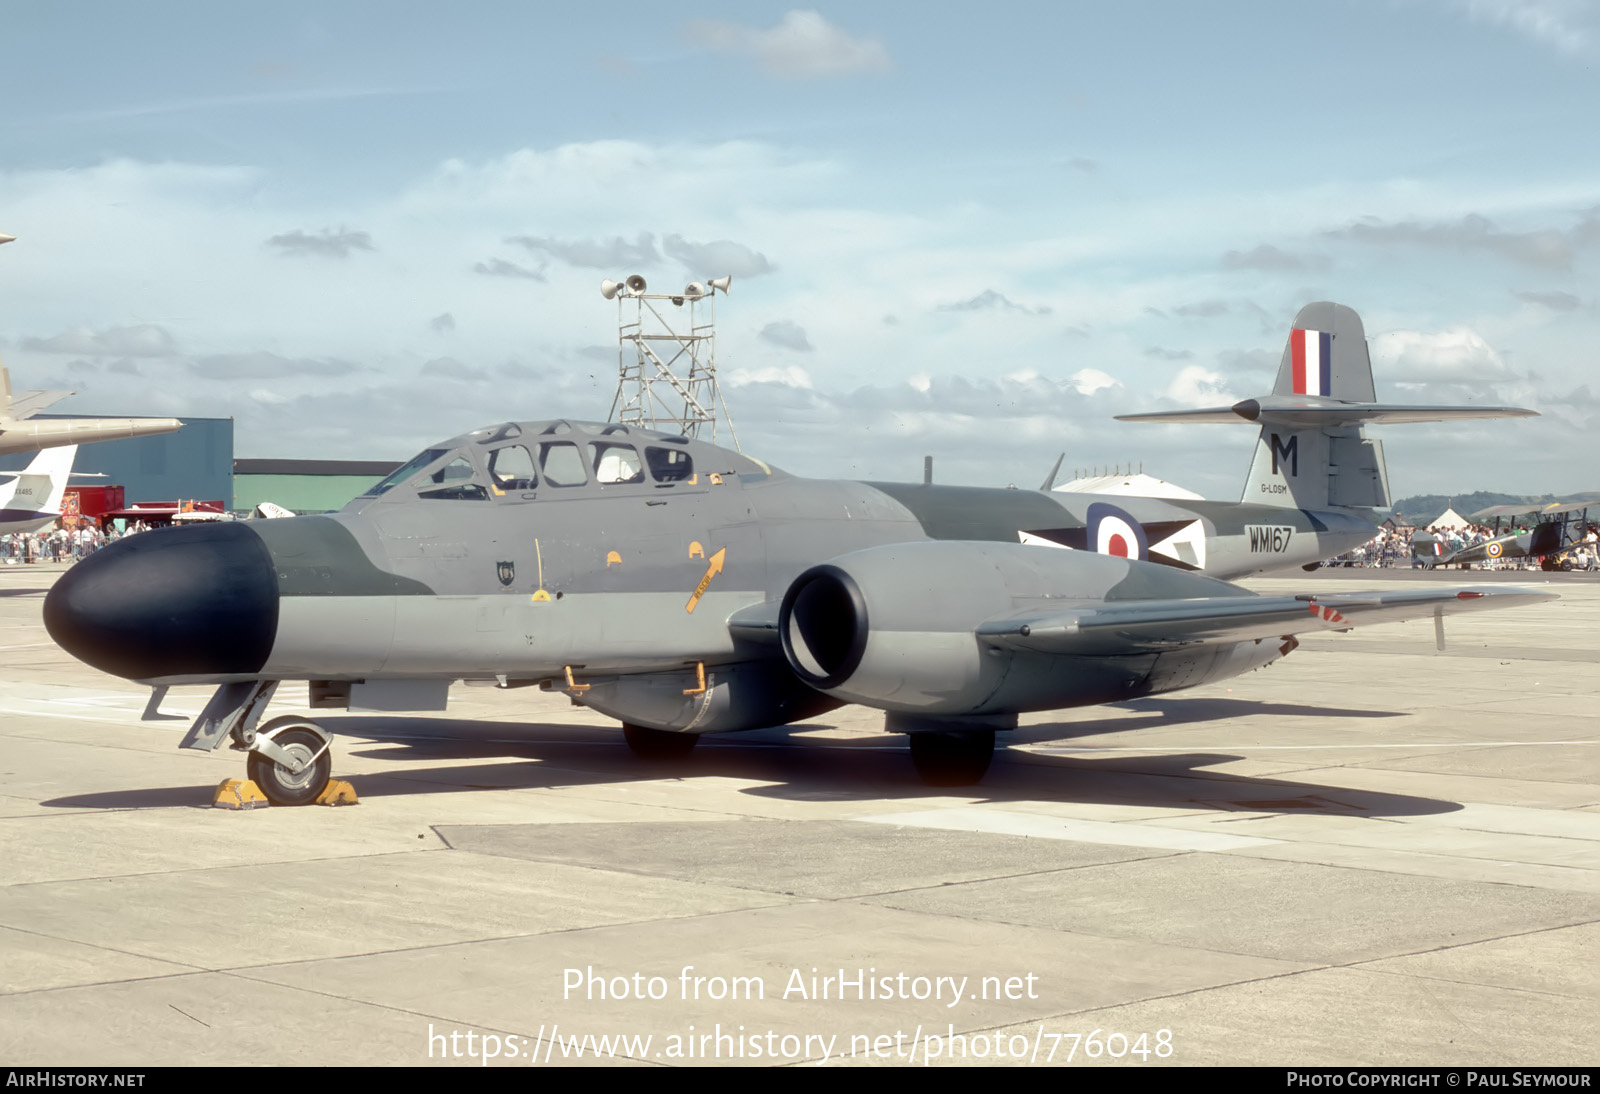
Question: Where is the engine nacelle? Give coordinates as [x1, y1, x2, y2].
[777, 541, 1077, 714]
[778, 541, 1283, 715]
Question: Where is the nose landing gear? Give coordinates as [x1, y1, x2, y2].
[245, 717, 335, 806]
[185, 682, 353, 807]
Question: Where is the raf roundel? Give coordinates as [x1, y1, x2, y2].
[1086, 502, 1150, 560]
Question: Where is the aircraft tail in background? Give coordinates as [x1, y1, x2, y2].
[0, 444, 78, 533]
[1116, 302, 1537, 512]
[0, 366, 182, 456]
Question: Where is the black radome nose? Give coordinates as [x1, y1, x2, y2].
[45, 522, 280, 682]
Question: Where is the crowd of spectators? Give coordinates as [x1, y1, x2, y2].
[0, 519, 156, 564]
[1327, 521, 1598, 570]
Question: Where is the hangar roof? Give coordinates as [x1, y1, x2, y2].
[235, 458, 402, 477]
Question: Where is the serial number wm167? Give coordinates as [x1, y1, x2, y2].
[1246, 525, 1295, 553]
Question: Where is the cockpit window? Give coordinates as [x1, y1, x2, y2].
[362, 448, 449, 497]
[645, 446, 693, 483]
[418, 456, 489, 501]
[592, 442, 646, 484]
[539, 441, 588, 487]
[430, 457, 476, 484]
[486, 444, 536, 492]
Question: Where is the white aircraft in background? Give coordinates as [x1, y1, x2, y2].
[0, 444, 78, 534]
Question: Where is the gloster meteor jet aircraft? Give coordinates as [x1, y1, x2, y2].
[43, 303, 1552, 803]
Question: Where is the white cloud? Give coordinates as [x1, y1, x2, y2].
[1514, 290, 1581, 311]
[727, 365, 813, 388]
[1, 146, 1594, 497]
[662, 234, 773, 278]
[1068, 368, 1119, 395]
[938, 289, 1051, 315]
[1163, 365, 1234, 406]
[265, 226, 375, 259]
[23, 324, 178, 357]
[510, 232, 659, 269]
[1326, 214, 1573, 270]
[758, 320, 813, 352]
[1220, 244, 1331, 272]
[190, 352, 363, 380]
[473, 257, 545, 280]
[685, 10, 891, 77]
[1369, 327, 1517, 382]
[407, 141, 837, 219]
[1442, 0, 1593, 54]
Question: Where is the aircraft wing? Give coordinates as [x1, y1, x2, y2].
[1536, 500, 1594, 517]
[975, 586, 1554, 655]
[1473, 499, 1595, 520]
[1471, 504, 1533, 520]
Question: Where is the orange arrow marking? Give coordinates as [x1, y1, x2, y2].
[685, 548, 726, 613]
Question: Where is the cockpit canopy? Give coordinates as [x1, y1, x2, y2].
[356, 419, 776, 504]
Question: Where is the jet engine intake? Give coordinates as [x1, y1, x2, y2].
[777, 543, 1078, 714]
[779, 564, 868, 688]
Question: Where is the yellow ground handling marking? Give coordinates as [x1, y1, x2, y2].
[685, 548, 726, 613]
[563, 666, 590, 694]
[530, 538, 552, 601]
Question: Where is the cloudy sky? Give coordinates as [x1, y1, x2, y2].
[3, 1, 1597, 499]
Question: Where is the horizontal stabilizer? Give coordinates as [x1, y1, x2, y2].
[1117, 399, 1538, 427]
[9, 389, 75, 420]
[1117, 302, 1536, 511]
[0, 367, 74, 421]
[977, 586, 1556, 655]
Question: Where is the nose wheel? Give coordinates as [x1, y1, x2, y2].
[244, 717, 334, 806]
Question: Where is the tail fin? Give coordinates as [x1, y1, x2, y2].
[1116, 302, 1536, 512]
[1269, 302, 1375, 402]
[1239, 416, 1389, 510]
[1242, 303, 1385, 509]
[5, 445, 78, 518]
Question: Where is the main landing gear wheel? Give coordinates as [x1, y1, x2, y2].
[622, 724, 699, 760]
[908, 729, 995, 787]
[246, 718, 333, 806]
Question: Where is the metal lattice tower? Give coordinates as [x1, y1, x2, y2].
[603, 274, 740, 451]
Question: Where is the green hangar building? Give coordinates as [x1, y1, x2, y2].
[233, 459, 401, 515]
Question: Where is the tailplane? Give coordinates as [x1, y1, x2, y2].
[1117, 302, 1536, 511]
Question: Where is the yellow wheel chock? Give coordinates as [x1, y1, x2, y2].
[315, 779, 359, 806]
[212, 778, 269, 810]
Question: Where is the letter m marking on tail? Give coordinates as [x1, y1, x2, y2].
[1269, 433, 1299, 477]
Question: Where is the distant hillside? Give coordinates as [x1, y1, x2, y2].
[1389, 492, 1561, 524]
